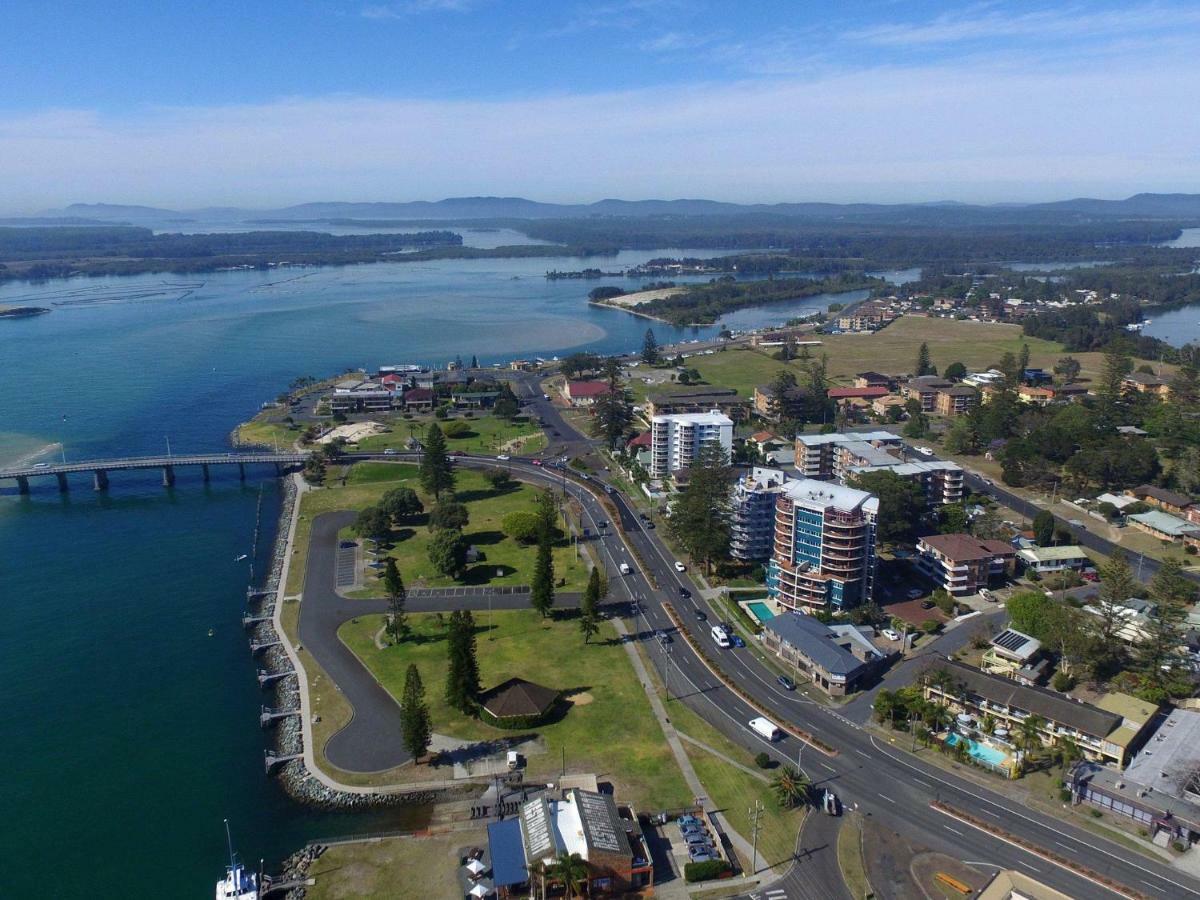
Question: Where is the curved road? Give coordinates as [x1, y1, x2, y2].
[301, 445, 1199, 898]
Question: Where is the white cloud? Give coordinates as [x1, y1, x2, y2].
[2, 49, 1200, 210]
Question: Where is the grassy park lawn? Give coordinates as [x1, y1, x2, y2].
[355, 413, 546, 457]
[290, 463, 588, 594]
[306, 828, 486, 900]
[233, 414, 302, 449]
[340, 610, 694, 810]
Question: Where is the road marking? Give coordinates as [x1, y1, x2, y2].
[944, 825, 964, 836]
[878, 793, 896, 804]
[913, 778, 933, 789]
[1023, 865, 1042, 874]
[819, 763, 836, 773]
[854, 748, 870, 758]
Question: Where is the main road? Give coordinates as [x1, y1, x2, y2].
[334, 449, 1198, 899]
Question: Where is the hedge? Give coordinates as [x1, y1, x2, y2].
[684, 859, 732, 882]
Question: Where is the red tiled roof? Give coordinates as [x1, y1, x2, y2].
[627, 431, 652, 448]
[404, 388, 434, 401]
[567, 380, 612, 398]
[827, 386, 890, 399]
[750, 431, 778, 443]
[920, 533, 1015, 562]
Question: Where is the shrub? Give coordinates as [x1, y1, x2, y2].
[921, 619, 941, 635]
[442, 421, 471, 438]
[1060, 788, 1072, 803]
[502, 510, 542, 544]
[684, 860, 732, 883]
[1052, 670, 1076, 692]
[754, 752, 771, 769]
[1090, 809, 1103, 818]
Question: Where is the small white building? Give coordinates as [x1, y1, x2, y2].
[1017, 544, 1090, 573]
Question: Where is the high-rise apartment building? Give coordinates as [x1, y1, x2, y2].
[649, 410, 733, 480]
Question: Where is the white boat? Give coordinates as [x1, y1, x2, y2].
[217, 820, 259, 900]
[236, 554, 248, 562]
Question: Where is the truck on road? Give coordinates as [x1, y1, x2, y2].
[748, 716, 783, 741]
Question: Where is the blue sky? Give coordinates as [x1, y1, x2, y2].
[2, 1, 1199, 209]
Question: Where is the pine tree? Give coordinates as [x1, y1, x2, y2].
[531, 531, 555, 618]
[420, 422, 455, 499]
[580, 566, 601, 644]
[667, 441, 733, 573]
[444, 610, 481, 713]
[1137, 558, 1193, 690]
[470, 354, 479, 369]
[382, 558, 409, 641]
[641, 328, 660, 365]
[1095, 339, 1133, 430]
[915, 342, 934, 377]
[1088, 552, 1135, 677]
[588, 357, 632, 448]
[401, 663, 432, 761]
[768, 369, 798, 424]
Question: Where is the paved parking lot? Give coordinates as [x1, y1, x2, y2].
[335, 541, 357, 587]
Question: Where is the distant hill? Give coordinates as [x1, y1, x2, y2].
[26, 192, 1200, 226]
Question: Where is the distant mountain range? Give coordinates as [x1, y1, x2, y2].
[20, 192, 1200, 226]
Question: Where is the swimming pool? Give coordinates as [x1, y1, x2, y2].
[945, 732, 1010, 768]
[747, 601, 775, 623]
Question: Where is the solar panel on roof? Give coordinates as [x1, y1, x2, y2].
[992, 630, 1032, 652]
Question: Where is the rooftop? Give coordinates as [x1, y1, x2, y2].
[781, 477, 879, 516]
[933, 660, 1122, 739]
[567, 380, 613, 398]
[762, 612, 875, 676]
[1128, 510, 1200, 537]
[796, 430, 901, 448]
[988, 628, 1041, 662]
[1017, 544, 1089, 562]
[651, 410, 733, 426]
[921, 533, 1014, 562]
[479, 677, 559, 719]
[1125, 707, 1200, 802]
[1130, 484, 1195, 509]
[828, 386, 890, 399]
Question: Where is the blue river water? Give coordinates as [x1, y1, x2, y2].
[0, 249, 912, 897]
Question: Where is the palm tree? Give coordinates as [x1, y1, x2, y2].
[530, 859, 550, 900]
[1018, 714, 1046, 755]
[771, 766, 812, 809]
[552, 851, 588, 899]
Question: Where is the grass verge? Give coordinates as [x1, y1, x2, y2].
[837, 813, 872, 900]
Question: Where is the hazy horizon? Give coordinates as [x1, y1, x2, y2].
[3, 1, 1200, 210]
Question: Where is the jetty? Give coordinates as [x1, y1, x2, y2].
[260, 706, 301, 728]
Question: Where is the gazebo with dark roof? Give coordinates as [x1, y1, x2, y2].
[479, 677, 560, 724]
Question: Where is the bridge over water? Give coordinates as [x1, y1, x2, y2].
[0, 452, 309, 493]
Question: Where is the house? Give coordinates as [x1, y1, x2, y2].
[760, 612, 891, 696]
[1017, 545, 1090, 573]
[871, 394, 907, 416]
[1017, 385, 1055, 406]
[981, 628, 1050, 685]
[515, 789, 653, 895]
[1128, 484, 1196, 517]
[626, 431, 652, 452]
[1123, 372, 1171, 397]
[1046, 383, 1089, 402]
[563, 380, 612, 407]
[902, 376, 954, 412]
[1127, 510, 1200, 547]
[748, 430, 782, 451]
[452, 389, 500, 409]
[915, 533, 1015, 596]
[924, 660, 1156, 767]
[402, 387, 435, 410]
[855, 372, 892, 389]
[934, 384, 980, 417]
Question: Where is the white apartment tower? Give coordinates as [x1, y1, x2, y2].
[650, 410, 733, 480]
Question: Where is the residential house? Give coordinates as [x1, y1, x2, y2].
[563, 380, 613, 407]
[1046, 383, 1089, 402]
[916, 533, 1016, 596]
[924, 660, 1156, 767]
[855, 372, 893, 389]
[402, 387, 435, 410]
[981, 628, 1050, 685]
[871, 394, 907, 417]
[760, 611, 891, 696]
[1127, 510, 1200, 549]
[1017, 385, 1055, 406]
[1016, 545, 1090, 573]
[1123, 372, 1171, 398]
[1127, 484, 1196, 518]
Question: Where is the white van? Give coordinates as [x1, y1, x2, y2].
[618, 562, 631, 575]
[711, 625, 731, 648]
[748, 717, 783, 742]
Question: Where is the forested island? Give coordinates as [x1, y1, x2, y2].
[590, 274, 883, 325]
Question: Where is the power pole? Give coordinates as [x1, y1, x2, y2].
[748, 800, 764, 875]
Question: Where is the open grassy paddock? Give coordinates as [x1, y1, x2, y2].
[354, 412, 546, 457]
[340, 610, 694, 809]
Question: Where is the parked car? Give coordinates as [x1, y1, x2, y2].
[639, 512, 651, 522]
[496, 454, 510, 461]
[777, 675, 796, 691]
[687, 848, 716, 863]
[920, 599, 935, 609]
[674, 561, 686, 572]
[683, 833, 712, 847]
[906, 588, 923, 599]
[914, 446, 934, 456]
[383, 448, 397, 455]
[882, 628, 902, 642]
[730, 634, 745, 647]
[677, 815, 703, 827]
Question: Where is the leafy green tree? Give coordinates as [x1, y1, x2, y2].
[1087, 552, 1136, 677]
[302, 454, 327, 485]
[1054, 356, 1082, 384]
[771, 766, 812, 809]
[915, 342, 936, 376]
[1032, 509, 1055, 547]
[667, 441, 733, 572]
[427, 527, 467, 578]
[530, 531, 555, 618]
[501, 510, 542, 544]
[943, 361, 967, 380]
[580, 566, 601, 644]
[354, 505, 392, 542]
[429, 499, 469, 531]
[1095, 339, 1133, 430]
[902, 398, 928, 438]
[1017, 343, 1031, 380]
[641, 328, 660, 365]
[444, 610, 481, 713]
[400, 663, 432, 760]
[382, 558, 409, 640]
[1005, 591, 1060, 638]
[938, 503, 968, 534]
[942, 415, 981, 455]
[768, 369, 799, 424]
[534, 488, 558, 539]
[552, 852, 588, 899]
[420, 422, 455, 499]
[846, 469, 925, 545]
[380, 486, 423, 521]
